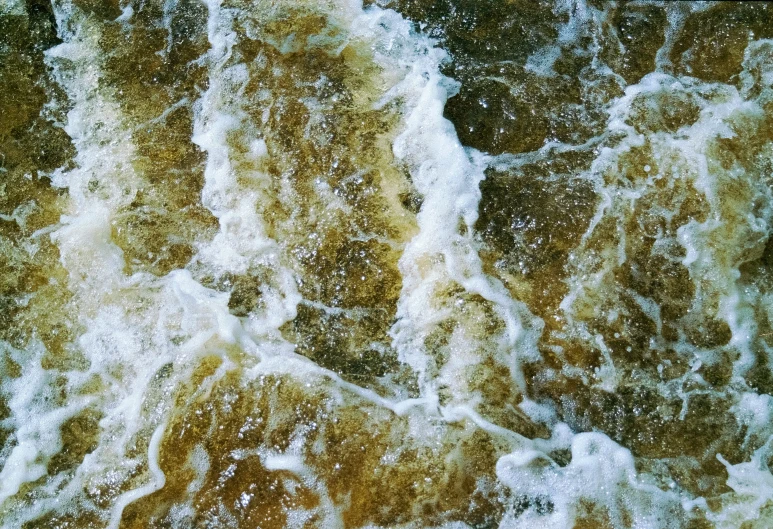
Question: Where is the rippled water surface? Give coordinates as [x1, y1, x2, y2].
[3, 1, 773, 527]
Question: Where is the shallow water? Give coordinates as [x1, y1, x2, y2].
[3, 1, 773, 527]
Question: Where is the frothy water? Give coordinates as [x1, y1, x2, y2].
[3, 1, 773, 527]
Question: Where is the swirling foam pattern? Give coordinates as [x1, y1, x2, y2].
[2, 1, 773, 528]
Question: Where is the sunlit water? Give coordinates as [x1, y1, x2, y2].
[3, 1, 773, 527]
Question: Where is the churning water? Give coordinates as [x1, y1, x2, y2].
[3, 1, 773, 527]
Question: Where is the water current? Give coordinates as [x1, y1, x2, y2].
[3, 1, 773, 527]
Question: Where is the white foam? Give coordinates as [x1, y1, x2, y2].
[0, 1, 263, 524]
[0, 0, 24, 15]
[0, 341, 98, 509]
[6, 2, 773, 528]
[106, 422, 167, 529]
[496, 431, 682, 528]
[525, 45, 562, 78]
[191, 1, 302, 340]
[714, 444, 773, 528]
[357, 8, 544, 406]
